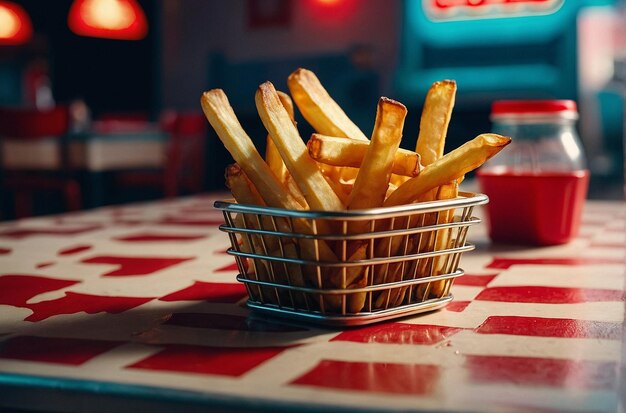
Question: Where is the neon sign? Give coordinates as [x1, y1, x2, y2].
[424, 0, 564, 21]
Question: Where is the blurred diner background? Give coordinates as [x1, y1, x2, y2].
[0, 0, 624, 220]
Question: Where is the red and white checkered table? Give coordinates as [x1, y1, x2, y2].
[0, 193, 624, 412]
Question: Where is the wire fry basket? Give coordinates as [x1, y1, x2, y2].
[214, 191, 488, 326]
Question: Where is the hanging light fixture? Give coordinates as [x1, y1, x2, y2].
[0, 1, 33, 45]
[68, 0, 148, 40]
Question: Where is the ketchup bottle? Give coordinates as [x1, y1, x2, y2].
[477, 100, 590, 246]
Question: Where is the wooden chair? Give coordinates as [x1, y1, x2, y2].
[114, 111, 206, 198]
[0, 106, 81, 218]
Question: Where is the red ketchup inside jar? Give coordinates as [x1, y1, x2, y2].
[477, 100, 590, 246]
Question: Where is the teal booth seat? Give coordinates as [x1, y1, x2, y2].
[204, 51, 379, 190]
[0, 62, 22, 106]
[394, 0, 615, 150]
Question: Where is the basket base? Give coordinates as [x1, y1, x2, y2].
[245, 295, 453, 327]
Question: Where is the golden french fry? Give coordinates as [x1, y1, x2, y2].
[308, 134, 421, 177]
[201, 89, 303, 211]
[345, 244, 370, 314]
[417, 181, 458, 301]
[378, 82, 455, 305]
[225, 163, 264, 206]
[373, 190, 433, 308]
[232, 213, 264, 301]
[332, 97, 407, 312]
[323, 243, 369, 314]
[277, 90, 295, 119]
[266, 91, 296, 179]
[266, 91, 308, 209]
[265, 136, 284, 179]
[415, 80, 456, 165]
[256, 81, 345, 212]
[225, 164, 276, 301]
[384, 134, 511, 207]
[288, 68, 369, 141]
[317, 162, 352, 205]
[348, 98, 407, 212]
[383, 181, 458, 308]
[224, 163, 282, 259]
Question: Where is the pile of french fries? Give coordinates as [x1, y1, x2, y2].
[202, 68, 510, 315]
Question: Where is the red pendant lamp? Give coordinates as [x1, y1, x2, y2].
[68, 0, 148, 40]
[0, 1, 33, 45]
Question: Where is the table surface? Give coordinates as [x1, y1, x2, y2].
[0, 193, 624, 413]
[1, 123, 168, 172]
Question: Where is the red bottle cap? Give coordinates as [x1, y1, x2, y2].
[491, 100, 578, 120]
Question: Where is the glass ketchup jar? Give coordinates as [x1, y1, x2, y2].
[476, 100, 590, 246]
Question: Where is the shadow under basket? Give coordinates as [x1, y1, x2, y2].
[214, 192, 488, 327]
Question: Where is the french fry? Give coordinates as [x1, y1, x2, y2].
[225, 164, 275, 301]
[317, 162, 352, 205]
[232, 213, 264, 301]
[266, 91, 308, 209]
[381, 81, 456, 305]
[201, 89, 303, 212]
[373, 190, 433, 308]
[288, 68, 369, 141]
[332, 97, 406, 312]
[266, 91, 295, 180]
[415, 80, 457, 165]
[416, 181, 459, 301]
[382, 181, 458, 308]
[308, 134, 421, 177]
[348, 98, 407, 212]
[384, 134, 511, 207]
[256, 81, 345, 212]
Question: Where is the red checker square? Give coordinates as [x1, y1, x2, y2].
[0, 247, 11, 254]
[160, 281, 247, 303]
[476, 316, 623, 340]
[466, 355, 617, 390]
[0, 335, 122, 365]
[58, 244, 93, 255]
[486, 257, 624, 270]
[291, 359, 440, 395]
[453, 273, 498, 287]
[25, 292, 153, 322]
[332, 323, 462, 345]
[445, 300, 470, 312]
[0, 275, 79, 307]
[81, 255, 194, 277]
[128, 344, 287, 377]
[475, 286, 624, 304]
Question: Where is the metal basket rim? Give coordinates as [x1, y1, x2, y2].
[214, 191, 488, 220]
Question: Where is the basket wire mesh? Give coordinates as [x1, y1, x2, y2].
[214, 191, 488, 326]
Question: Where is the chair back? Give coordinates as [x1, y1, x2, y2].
[0, 106, 69, 139]
[163, 111, 206, 195]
